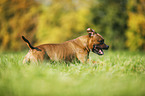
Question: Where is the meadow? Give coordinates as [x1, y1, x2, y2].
[0, 51, 145, 96]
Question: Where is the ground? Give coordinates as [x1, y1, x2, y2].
[0, 51, 145, 96]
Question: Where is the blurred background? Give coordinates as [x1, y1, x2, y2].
[0, 0, 144, 52]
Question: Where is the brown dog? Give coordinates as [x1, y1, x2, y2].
[22, 28, 109, 63]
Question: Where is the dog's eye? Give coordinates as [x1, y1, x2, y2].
[98, 40, 104, 44]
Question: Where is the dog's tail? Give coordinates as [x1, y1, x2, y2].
[22, 36, 35, 50]
[22, 36, 41, 51]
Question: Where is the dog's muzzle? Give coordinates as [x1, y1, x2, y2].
[92, 44, 109, 55]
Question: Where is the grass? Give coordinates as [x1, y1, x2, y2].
[0, 51, 145, 96]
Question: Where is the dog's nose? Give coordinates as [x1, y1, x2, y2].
[107, 45, 109, 49]
[104, 45, 109, 50]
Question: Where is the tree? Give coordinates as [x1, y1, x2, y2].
[35, 0, 93, 45]
[0, 0, 39, 51]
[90, 0, 128, 50]
[126, 0, 145, 51]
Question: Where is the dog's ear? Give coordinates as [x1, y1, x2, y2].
[87, 28, 95, 37]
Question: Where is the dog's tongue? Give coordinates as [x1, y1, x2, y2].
[99, 49, 104, 55]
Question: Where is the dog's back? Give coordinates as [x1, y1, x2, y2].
[37, 43, 76, 61]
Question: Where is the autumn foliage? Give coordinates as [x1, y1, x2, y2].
[0, 0, 144, 51]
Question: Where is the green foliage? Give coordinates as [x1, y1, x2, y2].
[90, 0, 128, 50]
[36, 0, 92, 44]
[0, 51, 145, 95]
[126, 0, 145, 51]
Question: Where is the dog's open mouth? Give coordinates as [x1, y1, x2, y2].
[92, 44, 109, 55]
[92, 47, 104, 55]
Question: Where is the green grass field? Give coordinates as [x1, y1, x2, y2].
[0, 51, 145, 96]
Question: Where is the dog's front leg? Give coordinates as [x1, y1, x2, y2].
[76, 51, 89, 63]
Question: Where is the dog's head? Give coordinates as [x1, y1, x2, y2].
[87, 28, 109, 55]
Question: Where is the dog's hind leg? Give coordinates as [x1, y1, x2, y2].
[23, 51, 38, 64]
[23, 52, 31, 64]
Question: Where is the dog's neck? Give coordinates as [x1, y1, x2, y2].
[74, 35, 90, 52]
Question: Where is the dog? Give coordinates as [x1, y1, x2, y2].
[22, 28, 109, 63]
